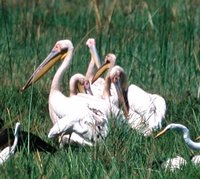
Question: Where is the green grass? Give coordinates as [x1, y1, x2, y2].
[0, 0, 200, 178]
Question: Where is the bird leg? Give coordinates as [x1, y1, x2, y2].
[59, 132, 73, 148]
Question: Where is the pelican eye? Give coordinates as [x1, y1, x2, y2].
[105, 58, 110, 63]
[60, 47, 68, 53]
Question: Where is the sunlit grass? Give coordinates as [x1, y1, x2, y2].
[0, 0, 200, 178]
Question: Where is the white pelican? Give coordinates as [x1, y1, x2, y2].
[22, 40, 101, 146]
[92, 64, 166, 136]
[22, 40, 121, 147]
[48, 65, 125, 146]
[0, 122, 20, 165]
[69, 73, 93, 96]
[155, 123, 200, 150]
[86, 38, 118, 99]
[85, 38, 101, 81]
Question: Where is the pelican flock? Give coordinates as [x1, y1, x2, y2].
[22, 39, 122, 147]
[0, 37, 195, 171]
[92, 64, 166, 136]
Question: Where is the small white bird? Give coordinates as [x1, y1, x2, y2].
[191, 155, 200, 165]
[160, 154, 200, 171]
[161, 155, 187, 172]
[0, 122, 20, 165]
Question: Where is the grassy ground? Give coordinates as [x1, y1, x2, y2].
[0, 0, 200, 178]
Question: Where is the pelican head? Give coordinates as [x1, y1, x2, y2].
[69, 73, 93, 95]
[22, 40, 74, 91]
[105, 53, 116, 67]
[109, 66, 129, 116]
[91, 53, 116, 84]
[109, 65, 127, 89]
[86, 38, 101, 68]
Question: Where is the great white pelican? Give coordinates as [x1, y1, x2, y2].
[86, 38, 118, 100]
[92, 64, 166, 136]
[22, 40, 122, 147]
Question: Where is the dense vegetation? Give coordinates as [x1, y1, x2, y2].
[0, 0, 200, 178]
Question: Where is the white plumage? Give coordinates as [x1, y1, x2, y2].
[86, 38, 118, 100]
[69, 73, 92, 96]
[161, 154, 200, 171]
[161, 156, 187, 172]
[155, 123, 200, 170]
[48, 74, 123, 146]
[48, 103, 108, 143]
[92, 65, 166, 136]
[127, 84, 166, 136]
[0, 122, 20, 165]
[191, 155, 200, 165]
[22, 40, 122, 147]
